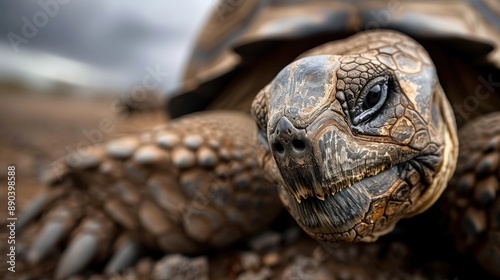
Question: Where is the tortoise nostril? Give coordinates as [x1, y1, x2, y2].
[271, 117, 309, 157]
[292, 139, 306, 151]
[274, 142, 285, 154]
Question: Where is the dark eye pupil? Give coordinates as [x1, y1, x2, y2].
[363, 84, 382, 110]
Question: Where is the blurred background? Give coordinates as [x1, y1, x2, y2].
[0, 0, 217, 93]
[0, 1, 217, 211]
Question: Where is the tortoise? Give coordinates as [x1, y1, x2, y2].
[15, 0, 500, 279]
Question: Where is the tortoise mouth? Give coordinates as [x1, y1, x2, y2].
[286, 161, 393, 204]
[270, 109, 418, 203]
[278, 163, 408, 242]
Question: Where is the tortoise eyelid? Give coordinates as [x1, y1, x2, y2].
[352, 75, 389, 125]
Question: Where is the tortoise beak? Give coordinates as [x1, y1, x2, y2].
[268, 109, 407, 202]
[266, 110, 413, 242]
[276, 164, 405, 242]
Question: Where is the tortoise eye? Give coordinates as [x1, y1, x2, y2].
[353, 76, 389, 125]
[363, 84, 383, 110]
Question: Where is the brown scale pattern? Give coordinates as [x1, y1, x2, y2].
[443, 112, 500, 277]
[306, 167, 420, 244]
[336, 55, 387, 115]
[250, 87, 269, 133]
[268, 31, 451, 249]
[307, 31, 434, 147]
[17, 111, 282, 279]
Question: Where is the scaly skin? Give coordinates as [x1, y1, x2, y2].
[442, 113, 500, 277]
[252, 30, 458, 244]
[252, 30, 500, 277]
[17, 30, 500, 278]
[17, 111, 281, 279]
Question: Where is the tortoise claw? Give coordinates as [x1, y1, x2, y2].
[104, 238, 141, 275]
[27, 221, 66, 265]
[18, 185, 66, 232]
[17, 194, 49, 232]
[55, 234, 99, 279]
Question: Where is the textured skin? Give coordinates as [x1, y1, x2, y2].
[443, 113, 500, 276]
[178, 5, 499, 278]
[18, 111, 281, 279]
[16, 1, 500, 278]
[252, 30, 458, 244]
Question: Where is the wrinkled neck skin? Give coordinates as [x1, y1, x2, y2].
[252, 30, 459, 244]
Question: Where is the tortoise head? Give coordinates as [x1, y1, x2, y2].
[251, 30, 458, 243]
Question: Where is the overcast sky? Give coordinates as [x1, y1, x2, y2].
[0, 0, 217, 93]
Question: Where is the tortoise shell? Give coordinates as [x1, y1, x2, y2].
[168, 0, 500, 128]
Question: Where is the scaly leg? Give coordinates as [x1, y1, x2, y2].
[17, 111, 282, 279]
[443, 112, 500, 277]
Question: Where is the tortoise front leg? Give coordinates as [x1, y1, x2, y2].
[17, 111, 282, 279]
[443, 112, 500, 277]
